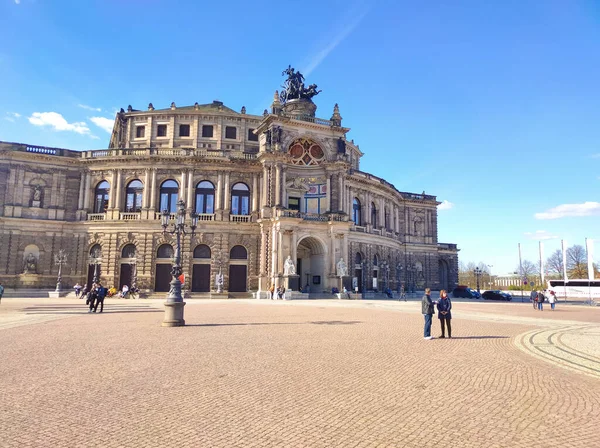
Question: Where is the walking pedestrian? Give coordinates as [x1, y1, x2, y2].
[82, 284, 89, 301]
[88, 284, 98, 313]
[537, 290, 545, 311]
[530, 290, 538, 310]
[437, 289, 452, 338]
[269, 284, 275, 300]
[93, 283, 107, 313]
[74, 282, 82, 298]
[0, 281, 4, 304]
[421, 287, 436, 340]
[548, 290, 557, 311]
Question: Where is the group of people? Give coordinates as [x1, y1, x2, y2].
[81, 282, 108, 313]
[530, 289, 557, 311]
[422, 288, 452, 340]
[269, 284, 286, 300]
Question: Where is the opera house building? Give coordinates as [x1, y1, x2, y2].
[0, 71, 458, 297]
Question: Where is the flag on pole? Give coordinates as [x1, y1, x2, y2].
[539, 241, 545, 284]
[586, 238, 595, 281]
[561, 239, 568, 281]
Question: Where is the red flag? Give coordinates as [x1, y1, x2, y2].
[179, 274, 185, 285]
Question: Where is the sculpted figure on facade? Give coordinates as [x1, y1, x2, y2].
[284, 256, 296, 276]
[336, 258, 348, 277]
[23, 253, 37, 274]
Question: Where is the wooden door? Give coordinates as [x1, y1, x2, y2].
[192, 264, 210, 292]
[155, 264, 172, 292]
[119, 264, 132, 290]
[228, 265, 247, 292]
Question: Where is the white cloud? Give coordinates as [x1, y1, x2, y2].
[90, 135, 100, 140]
[28, 112, 90, 135]
[535, 202, 600, 219]
[90, 116, 114, 133]
[524, 230, 558, 240]
[78, 104, 102, 112]
[438, 200, 454, 210]
[4, 112, 21, 122]
[302, 3, 369, 76]
[15, 0, 21, 4]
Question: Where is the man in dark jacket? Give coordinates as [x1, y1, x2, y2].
[530, 290, 538, 309]
[93, 284, 107, 313]
[421, 288, 435, 340]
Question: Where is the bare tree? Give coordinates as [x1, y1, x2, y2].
[545, 250, 564, 277]
[516, 260, 537, 278]
[567, 245, 588, 278]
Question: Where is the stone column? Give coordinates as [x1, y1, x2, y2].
[380, 197, 385, 229]
[326, 175, 331, 212]
[107, 170, 116, 209]
[251, 174, 258, 212]
[338, 173, 343, 212]
[78, 171, 85, 210]
[83, 172, 91, 210]
[150, 169, 157, 212]
[143, 169, 150, 209]
[180, 171, 187, 206]
[291, 231, 298, 264]
[223, 172, 230, 211]
[115, 170, 123, 211]
[187, 169, 194, 209]
[274, 164, 281, 206]
[216, 172, 223, 210]
[262, 167, 269, 207]
[281, 169, 287, 207]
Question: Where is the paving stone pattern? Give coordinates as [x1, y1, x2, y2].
[1, 298, 599, 447]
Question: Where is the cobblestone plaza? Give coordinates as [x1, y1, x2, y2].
[1, 298, 599, 447]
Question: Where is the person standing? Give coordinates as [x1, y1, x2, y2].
[421, 287, 435, 340]
[88, 284, 98, 313]
[74, 282, 82, 298]
[0, 281, 4, 304]
[437, 290, 452, 338]
[530, 290, 538, 310]
[93, 283, 107, 313]
[537, 290, 545, 311]
[548, 290, 557, 311]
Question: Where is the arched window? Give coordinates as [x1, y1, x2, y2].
[160, 180, 179, 213]
[195, 181, 215, 214]
[94, 181, 110, 213]
[230, 245, 247, 260]
[353, 198, 361, 226]
[373, 254, 379, 266]
[371, 203, 377, 229]
[193, 244, 211, 259]
[355, 252, 362, 265]
[90, 244, 102, 259]
[156, 244, 174, 259]
[231, 183, 250, 216]
[121, 244, 136, 259]
[125, 180, 143, 212]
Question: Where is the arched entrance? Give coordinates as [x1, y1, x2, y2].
[439, 259, 449, 291]
[297, 236, 327, 293]
[192, 244, 211, 292]
[155, 244, 173, 292]
[119, 244, 136, 290]
[229, 245, 248, 292]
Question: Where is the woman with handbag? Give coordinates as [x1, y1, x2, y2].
[437, 290, 452, 338]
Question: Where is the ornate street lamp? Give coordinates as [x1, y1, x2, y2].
[160, 199, 198, 327]
[361, 261, 367, 300]
[474, 267, 483, 293]
[380, 260, 389, 294]
[54, 249, 67, 292]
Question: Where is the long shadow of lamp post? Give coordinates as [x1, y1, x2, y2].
[161, 200, 198, 327]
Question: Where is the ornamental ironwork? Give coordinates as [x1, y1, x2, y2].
[288, 138, 325, 166]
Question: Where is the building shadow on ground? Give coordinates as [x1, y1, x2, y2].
[186, 320, 362, 327]
[23, 304, 162, 315]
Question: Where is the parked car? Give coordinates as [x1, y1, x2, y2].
[452, 286, 481, 299]
[482, 290, 512, 301]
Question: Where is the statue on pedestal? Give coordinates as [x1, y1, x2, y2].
[23, 253, 37, 274]
[284, 256, 296, 276]
[216, 272, 224, 293]
[336, 258, 348, 277]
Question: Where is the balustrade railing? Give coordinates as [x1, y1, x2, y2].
[87, 213, 106, 221]
[230, 214, 251, 223]
[197, 213, 215, 221]
[278, 209, 348, 222]
[120, 212, 140, 221]
[81, 147, 258, 160]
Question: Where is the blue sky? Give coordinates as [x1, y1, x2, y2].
[0, 0, 598, 274]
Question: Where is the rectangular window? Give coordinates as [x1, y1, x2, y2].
[157, 124, 167, 137]
[202, 125, 214, 138]
[288, 197, 300, 211]
[247, 128, 258, 141]
[225, 126, 237, 139]
[179, 124, 190, 137]
[135, 126, 145, 138]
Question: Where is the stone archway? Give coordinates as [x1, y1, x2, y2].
[297, 236, 327, 293]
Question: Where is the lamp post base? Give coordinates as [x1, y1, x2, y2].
[162, 301, 186, 327]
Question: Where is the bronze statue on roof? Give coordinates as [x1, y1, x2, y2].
[280, 65, 321, 104]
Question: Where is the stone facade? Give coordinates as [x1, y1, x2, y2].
[0, 95, 458, 296]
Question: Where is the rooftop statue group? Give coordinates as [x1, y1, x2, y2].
[279, 66, 322, 104]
